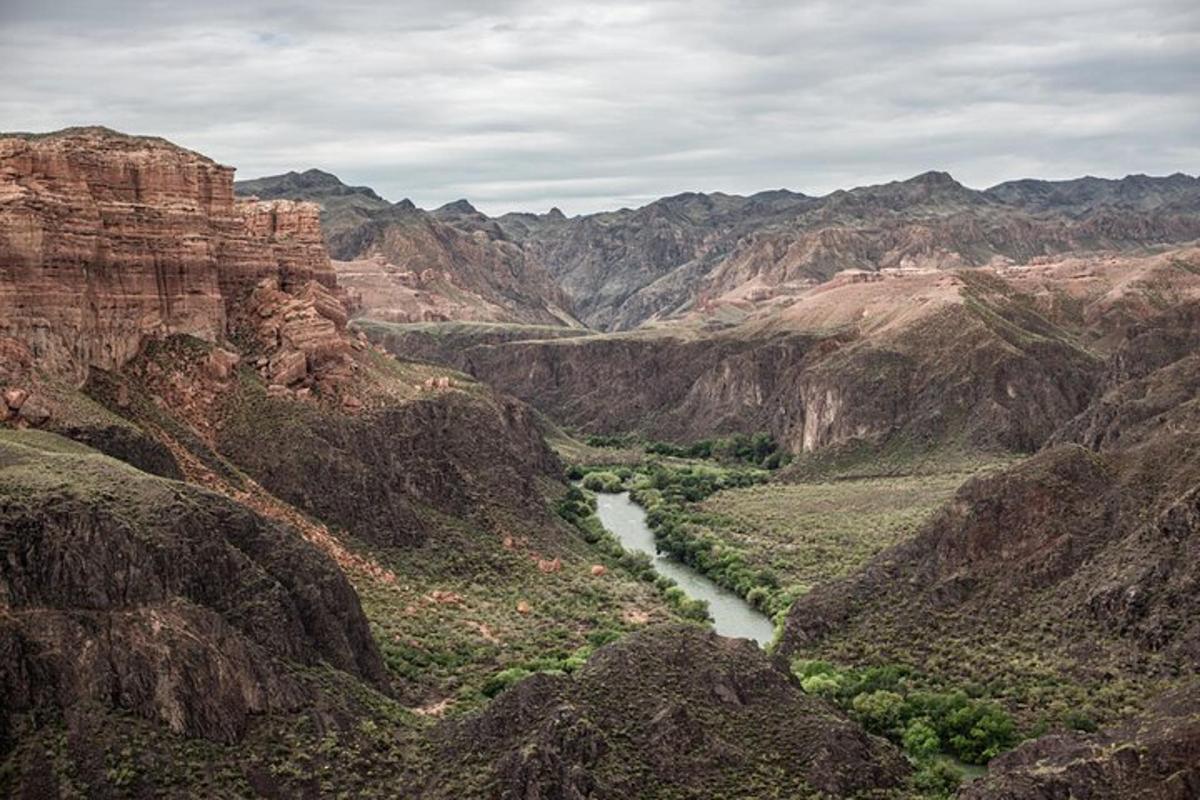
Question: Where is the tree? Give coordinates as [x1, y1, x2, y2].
[852, 690, 907, 735]
[902, 718, 941, 760]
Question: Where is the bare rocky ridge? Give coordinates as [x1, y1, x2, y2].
[501, 170, 1200, 330]
[235, 170, 581, 327]
[239, 166, 1200, 331]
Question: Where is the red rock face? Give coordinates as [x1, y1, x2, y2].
[0, 127, 337, 383]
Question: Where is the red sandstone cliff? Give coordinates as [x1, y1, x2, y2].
[0, 127, 339, 384]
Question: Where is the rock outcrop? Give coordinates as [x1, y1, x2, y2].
[0, 431, 386, 745]
[961, 685, 1200, 800]
[0, 127, 336, 384]
[427, 624, 909, 799]
[402, 268, 1101, 456]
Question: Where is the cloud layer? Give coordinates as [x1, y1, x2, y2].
[2, 0, 1197, 214]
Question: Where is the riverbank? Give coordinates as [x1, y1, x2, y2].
[592, 491, 775, 645]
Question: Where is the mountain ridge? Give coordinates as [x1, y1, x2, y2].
[238, 166, 1200, 330]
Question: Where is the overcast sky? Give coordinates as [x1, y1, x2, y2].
[2, 1, 1197, 214]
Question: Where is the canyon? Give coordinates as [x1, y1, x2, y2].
[2, 126, 1199, 800]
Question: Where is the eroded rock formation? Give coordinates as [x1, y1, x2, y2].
[0, 127, 336, 384]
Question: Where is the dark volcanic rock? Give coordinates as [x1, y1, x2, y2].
[215, 381, 560, 548]
[960, 685, 1200, 800]
[426, 625, 909, 799]
[0, 431, 386, 745]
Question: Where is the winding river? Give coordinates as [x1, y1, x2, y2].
[592, 491, 776, 646]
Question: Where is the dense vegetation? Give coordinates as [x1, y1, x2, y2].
[792, 659, 1021, 796]
[584, 431, 793, 469]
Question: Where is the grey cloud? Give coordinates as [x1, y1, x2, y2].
[1, 0, 1197, 214]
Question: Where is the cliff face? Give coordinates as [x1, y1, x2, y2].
[404, 269, 1098, 456]
[0, 127, 335, 383]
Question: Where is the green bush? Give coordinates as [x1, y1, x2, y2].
[902, 718, 941, 760]
[582, 471, 624, 493]
[1064, 709, 1099, 733]
[791, 659, 1020, 766]
[585, 434, 630, 448]
[644, 432, 790, 469]
[800, 674, 841, 697]
[481, 667, 532, 697]
[911, 759, 963, 798]
[852, 690, 907, 735]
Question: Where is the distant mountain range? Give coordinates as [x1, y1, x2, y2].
[237, 169, 1200, 330]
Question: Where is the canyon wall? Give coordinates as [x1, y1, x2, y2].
[0, 127, 336, 383]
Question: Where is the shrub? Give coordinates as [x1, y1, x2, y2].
[582, 471, 624, 493]
[911, 759, 963, 797]
[1064, 709, 1099, 733]
[481, 667, 532, 698]
[556, 485, 596, 525]
[800, 674, 841, 697]
[789, 660, 1021, 767]
[852, 690, 907, 735]
[585, 434, 629, 448]
[902, 718, 941, 760]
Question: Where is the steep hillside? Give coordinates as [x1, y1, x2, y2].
[425, 625, 910, 799]
[0, 430, 387, 744]
[774, 300, 1200, 793]
[235, 171, 580, 327]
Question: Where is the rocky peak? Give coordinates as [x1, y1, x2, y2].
[235, 167, 388, 205]
[434, 198, 483, 217]
[830, 169, 983, 213]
